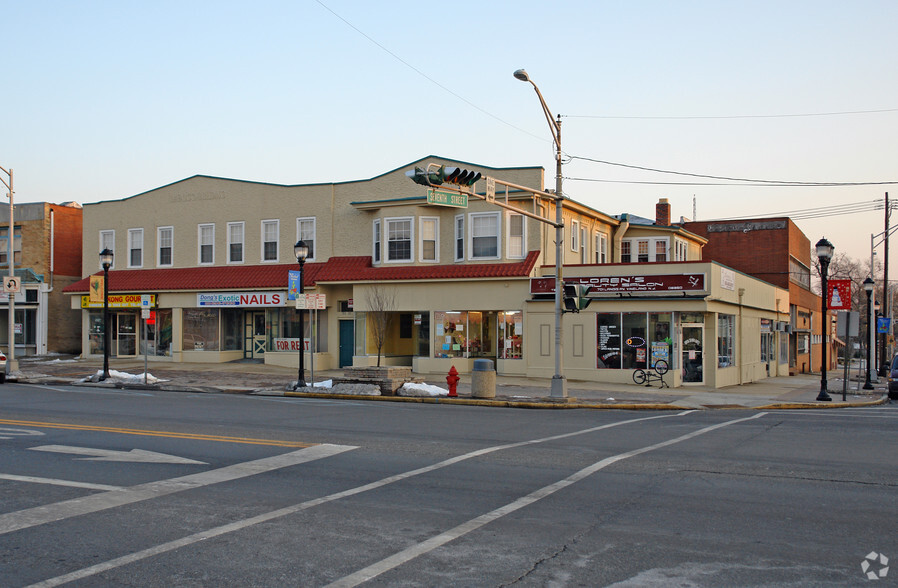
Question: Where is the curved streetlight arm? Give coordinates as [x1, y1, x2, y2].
[525, 83, 561, 149]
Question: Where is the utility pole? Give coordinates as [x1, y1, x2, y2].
[882, 192, 890, 375]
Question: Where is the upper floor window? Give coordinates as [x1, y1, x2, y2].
[789, 257, 811, 289]
[455, 215, 464, 261]
[0, 226, 23, 266]
[373, 219, 381, 264]
[580, 227, 589, 264]
[570, 220, 579, 252]
[595, 232, 608, 264]
[386, 217, 412, 262]
[128, 228, 143, 268]
[655, 240, 667, 262]
[262, 220, 279, 262]
[674, 238, 688, 261]
[99, 230, 115, 269]
[507, 214, 525, 259]
[297, 217, 316, 260]
[420, 217, 438, 263]
[637, 240, 650, 263]
[471, 212, 500, 260]
[198, 224, 214, 265]
[228, 222, 244, 264]
[157, 227, 173, 267]
[621, 240, 632, 263]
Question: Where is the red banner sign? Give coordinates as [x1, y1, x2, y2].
[531, 274, 706, 295]
[827, 279, 852, 310]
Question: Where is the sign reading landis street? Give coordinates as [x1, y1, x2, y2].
[427, 188, 468, 208]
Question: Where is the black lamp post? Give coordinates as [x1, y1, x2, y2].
[863, 276, 875, 390]
[99, 248, 114, 381]
[815, 237, 834, 401]
[293, 240, 309, 390]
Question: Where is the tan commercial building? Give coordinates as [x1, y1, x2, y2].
[65, 156, 790, 388]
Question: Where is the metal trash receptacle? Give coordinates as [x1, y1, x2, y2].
[471, 359, 496, 398]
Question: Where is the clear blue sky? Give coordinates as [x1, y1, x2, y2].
[4, 0, 897, 266]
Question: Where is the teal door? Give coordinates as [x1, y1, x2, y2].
[339, 320, 354, 368]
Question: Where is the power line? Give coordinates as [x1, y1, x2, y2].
[567, 155, 898, 186]
[564, 108, 898, 120]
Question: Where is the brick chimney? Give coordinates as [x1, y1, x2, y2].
[656, 198, 671, 226]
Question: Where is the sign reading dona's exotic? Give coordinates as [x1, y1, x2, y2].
[530, 274, 706, 295]
[197, 292, 285, 307]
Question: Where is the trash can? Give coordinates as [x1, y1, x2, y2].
[471, 359, 496, 398]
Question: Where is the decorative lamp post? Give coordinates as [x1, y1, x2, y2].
[815, 237, 834, 401]
[0, 165, 16, 376]
[863, 277, 875, 390]
[293, 240, 309, 390]
[514, 68, 567, 398]
[99, 248, 114, 381]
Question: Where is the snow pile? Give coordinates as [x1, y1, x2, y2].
[313, 379, 333, 388]
[80, 370, 168, 385]
[397, 382, 449, 397]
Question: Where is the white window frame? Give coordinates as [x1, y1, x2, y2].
[580, 226, 588, 264]
[296, 217, 316, 261]
[157, 226, 173, 267]
[372, 219, 381, 264]
[570, 220, 580, 252]
[385, 216, 413, 263]
[674, 238, 688, 261]
[506, 213, 526, 260]
[455, 215, 464, 262]
[469, 211, 501, 260]
[127, 228, 143, 269]
[99, 230, 115, 270]
[227, 222, 244, 264]
[198, 224, 215, 265]
[419, 216, 439, 263]
[595, 232, 608, 264]
[622, 237, 670, 263]
[261, 219, 279, 263]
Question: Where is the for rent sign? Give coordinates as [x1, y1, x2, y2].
[274, 338, 310, 351]
[197, 292, 285, 307]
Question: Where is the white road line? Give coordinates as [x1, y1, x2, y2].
[1, 443, 356, 536]
[28, 412, 687, 587]
[326, 412, 768, 588]
[0, 473, 122, 492]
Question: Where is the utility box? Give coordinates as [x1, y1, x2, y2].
[471, 359, 496, 399]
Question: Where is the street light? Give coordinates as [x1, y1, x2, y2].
[863, 276, 875, 390]
[815, 237, 834, 401]
[99, 248, 114, 381]
[0, 165, 16, 377]
[293, 240, 309, 390]
[514, 68, 567, 399]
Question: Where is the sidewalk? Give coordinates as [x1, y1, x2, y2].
[10, 356, 890, 410]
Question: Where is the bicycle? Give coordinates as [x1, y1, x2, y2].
[632, 359, 669, 388]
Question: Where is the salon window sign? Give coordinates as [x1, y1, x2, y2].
[531, 274, 705, 295]
[197, 292, 285, 307]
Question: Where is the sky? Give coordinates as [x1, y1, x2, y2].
[4, 1, 897, 268]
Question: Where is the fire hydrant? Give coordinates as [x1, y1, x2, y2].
[446, 365, 459, 397]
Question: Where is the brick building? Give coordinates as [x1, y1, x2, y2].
[0, 202, 83, 355]
[682, 217, 828, 374]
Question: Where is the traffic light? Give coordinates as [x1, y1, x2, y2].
[441, 166, 482, 187]
[405, 166, 444, 186]
[563, 283, 592, 312]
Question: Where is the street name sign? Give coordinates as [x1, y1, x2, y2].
[427, 189, 468, 208]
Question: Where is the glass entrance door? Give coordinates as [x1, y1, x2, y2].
[244, 311, 266, 359]
[681, 325, 703, 383]
[116, 313, 137, 356]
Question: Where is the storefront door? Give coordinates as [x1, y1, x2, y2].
[681, 325, 703, 384]
[244, 311, 266, 359]
[339, 320, 353, 368]
[116, 313, 137, 356]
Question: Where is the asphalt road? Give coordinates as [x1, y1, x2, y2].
[1, 381, 895, 587]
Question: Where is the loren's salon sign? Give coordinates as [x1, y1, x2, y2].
[531, 274, 706, 295]
[197, 292, 285, 307]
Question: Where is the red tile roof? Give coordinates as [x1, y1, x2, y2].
[63, 251, 540, 294]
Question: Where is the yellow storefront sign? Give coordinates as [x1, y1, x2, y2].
[81, 294, 156, 309]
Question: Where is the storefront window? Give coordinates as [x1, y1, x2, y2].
[718, 314, 735, 367]
[270, 308, 327, 352]
[622, 312, 648, 370]
[499, 311, 523, 359]
[649, 312, 673, 369]
[155, 310, 173, 355]
[183, 308, 220, 351]
[596, 313, 621, 369]
[89, 311, 104, 354]
[435, 311, 467, 358]
[779, 333, 788, 364]
[222, 309, 242, 351]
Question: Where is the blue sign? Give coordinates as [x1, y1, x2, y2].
[287, 270, 300, 300]
[877, 316, 891, 334]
